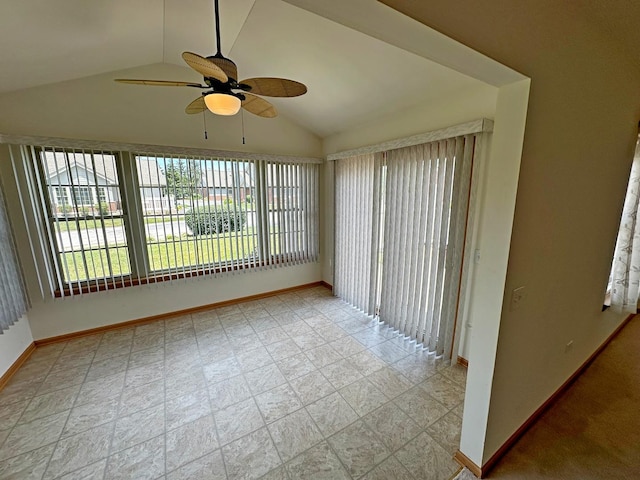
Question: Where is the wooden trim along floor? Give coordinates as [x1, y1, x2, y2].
[0, 342, 36, 392]
[35, 281, 331, 347]
[455, 312, 636, 478]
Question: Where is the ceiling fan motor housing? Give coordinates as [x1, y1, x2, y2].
[209, 55, 238, 83]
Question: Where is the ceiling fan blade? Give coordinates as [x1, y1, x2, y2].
[182, 52, 228, 83]
[239, 78, 307, 97]
[241, 93, 277, 118]
[115, 79, 206, 88]
[185, 96, 207, 114]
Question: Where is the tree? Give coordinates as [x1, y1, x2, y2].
[163, 159, 202, 199]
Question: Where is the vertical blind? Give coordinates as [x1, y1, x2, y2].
[334, 153, 383, 315]
[9, 144, 319, 298]
[0, 177, 28, 334]
[334, 133, 479, 360]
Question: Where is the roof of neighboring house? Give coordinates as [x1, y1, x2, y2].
[201, 167, 253, 189]
[43, 151, 166, 186]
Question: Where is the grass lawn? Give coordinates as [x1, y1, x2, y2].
[62, 230, 259, 282]
[53, 216, 179, 232]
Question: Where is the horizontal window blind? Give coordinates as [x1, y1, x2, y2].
[9, 144, 319, 298]
[0, 177, 28, 334]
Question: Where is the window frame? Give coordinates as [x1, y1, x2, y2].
[32, 149, 318, 297]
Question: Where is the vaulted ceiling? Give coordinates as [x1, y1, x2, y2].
[0, 0, 501, 138]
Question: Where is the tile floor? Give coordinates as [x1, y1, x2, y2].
[0, 286, 466, 480]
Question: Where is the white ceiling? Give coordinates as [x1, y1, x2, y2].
[0, 0, 494, 138]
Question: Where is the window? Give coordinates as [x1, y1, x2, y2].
[72, 186, 93, 206]
[13, 145, 319, 297]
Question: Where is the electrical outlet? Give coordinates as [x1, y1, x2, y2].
[511, 286, 526, 310]
[474, 249, 481, 264]
[565, 340, 574, 353]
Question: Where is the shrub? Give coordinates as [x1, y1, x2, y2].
[185, 206, 246, 235]
[95, 202, 110, 216]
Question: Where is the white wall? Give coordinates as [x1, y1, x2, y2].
[0, 63, 322, 158]
[385, 0, 640, 467]
[0, 65, 324, 341]
[0, 317, 33, 377]
[321, 82, 499, 359]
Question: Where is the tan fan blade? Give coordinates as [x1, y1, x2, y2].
[182, 52, 228, 82]
[115, 79, 205, 88]
[239, 77, 307, 97]
[242, 93, 277, 118]
[185, 96, 207, 114]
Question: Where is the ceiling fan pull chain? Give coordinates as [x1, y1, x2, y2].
[203, 110, 208, 140]
[241, 109, 246, 145]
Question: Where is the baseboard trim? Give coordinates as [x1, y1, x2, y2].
[0, 342, 36, 392]
[466, 312, 637, 478]
[454, 450, 482, 477]
[457, 356, 469, 368]
[320, 281, 333, 290]
[35, 281, 326, 347]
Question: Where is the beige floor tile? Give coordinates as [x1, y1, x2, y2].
[255, 384, 302, 423]
[86, 353, 130, 382]
[395, 432, 459, 480]
[165, 368, 207, 400]
[105, 434, 165, 480]
[339, 378, 389, 416]
[244, 363, 287, 395]
[361, 455, 414, 480]
[202, 357, 242, 384]
[166, 450, 226, 480]
[267, 409, 323, 462]
[221, 428, 281, 480]
[57, 459, 107, 479]
[118, 380, 164, 417]
[214, 398, 264, 445]
[327, 420, 390, 478]
[111, 403, 165, 452]
[265, 339, 303, 362]
[276, 353, 316, 380]
[166, 388, 211, 431]
[362, 402, 422, 452]
[392, 353, 439, 384]
[0, 398, 29, 430]
[260, 465, 290, 480]
[289, 371, 335, 405]
[208, 375, 252, 412]
[63, 397, 119, 438]
[369, 340, 411, 364]
[305, 344, 342, 369]
[128, 347, 165, 370]
[76, 371, 126, 406]
[0, 443, 55, 480]
[346, 350, 387, 377]
[395, 386, 449, 427]
[37, 363, 90, 395]
[124, 361, 164, 389]
[0, 411, 68, 460]
[43, 422, 112, 479]
[235, 346, 274, 372]
[419, 374, 465, 409]
[259, 326, 290, 346]
[284, 441, 350, 480]
[367, 366, 413, 399]
[426, 410, 462, 455]
[328, 336, 367, 357]
[305, 391, 358, 437]
[321, 359, 363, 389]
[166, 415, 218, 472]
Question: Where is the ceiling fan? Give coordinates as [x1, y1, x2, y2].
[115, 0, 307, 118]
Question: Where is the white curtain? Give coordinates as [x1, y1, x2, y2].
[0, 177, 28, 334]
[610, 140, 640, 313]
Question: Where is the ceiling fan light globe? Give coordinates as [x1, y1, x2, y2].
[204, 93, 241, 115]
